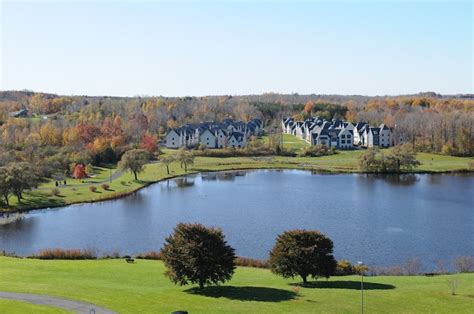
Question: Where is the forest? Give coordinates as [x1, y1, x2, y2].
[0, 91, 472, 182]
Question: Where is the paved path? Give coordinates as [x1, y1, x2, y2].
[0, 291, 116, 314]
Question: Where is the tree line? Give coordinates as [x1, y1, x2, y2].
[0, 91, 472, 192]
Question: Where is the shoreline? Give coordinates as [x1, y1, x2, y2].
[1, 163, 473, 215]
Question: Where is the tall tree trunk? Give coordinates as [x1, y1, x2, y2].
[301, 275, 307, 284]
[199, 278, 204, 289]
[4, 195, 9, 206]
[166, 165, 170, 175]
[133, 171, 138, 180]
[184, 163, 187, 172]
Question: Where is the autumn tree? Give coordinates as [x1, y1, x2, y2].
[118, 149, 149, 180]
[39, 122, 62, 146]
[269, 230, 337, 284]
[72, 164, 87, 179]
[161, 223, 236, 289]
[140, 133, 158, 153]
[304, 101, 314, 114]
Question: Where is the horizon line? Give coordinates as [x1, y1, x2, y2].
[2, 89, 472, 99]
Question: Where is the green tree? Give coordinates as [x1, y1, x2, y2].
[5, 162, 38, 203]
[177, 149, 194, 172]
[118, 149, 149, 180]
[269, 230, 337, 284]
[386, 144, 421, 172]
[359, 147, 380, 172]
[160, 155, 175, 175]
[0, 167, 11, 206]
[161, 223, 236, 289]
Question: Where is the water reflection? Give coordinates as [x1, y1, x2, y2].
[358, 173, 419, 186]
[175, 177, 195, 188]
[0, 212, 24, 225]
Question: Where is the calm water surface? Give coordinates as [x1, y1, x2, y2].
[0, 170, 472, 269]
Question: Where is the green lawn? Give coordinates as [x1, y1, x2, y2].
[0, 299, 70, 313]
[281, 133, 310, 152]
[0, 257, 472, 313]
[1, 141, 472, 213]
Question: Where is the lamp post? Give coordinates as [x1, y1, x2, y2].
[357, 261, 364, 314]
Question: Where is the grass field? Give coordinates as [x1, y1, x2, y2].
[281, 133, 310, 152]
[0, 257, 472, 313]
[1, 135, 472, 213]
[0, 299, 70, 313]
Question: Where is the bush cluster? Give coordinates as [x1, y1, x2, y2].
[234, 257, 269, 269]
[300, 144, 337, 157]
[136, 251, 162, 260]
[30, 248, 96, 260]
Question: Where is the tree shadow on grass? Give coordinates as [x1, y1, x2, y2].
[289, 280, 395, 290]
[185, 286, 297, 302]
[16, 191, 67, 210]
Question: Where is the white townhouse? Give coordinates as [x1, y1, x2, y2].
[199, 129, 217, 148]
[228, 132, 247, 148]
[378, 124, 392, 148]
[213, 128, 227, 148]
[338, 128, 354, 149]
[282, 116, 394, 149]
[165, 129, 183, 148]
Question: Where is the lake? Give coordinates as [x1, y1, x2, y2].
[0, 170, 473, 270]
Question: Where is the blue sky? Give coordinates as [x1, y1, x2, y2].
[1, 1, 472, 96]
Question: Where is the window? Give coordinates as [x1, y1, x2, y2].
[342, 134, 346, 138]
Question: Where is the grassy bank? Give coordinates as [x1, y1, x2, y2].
[1, 147, 473, 213]
[0, 257, 472, 313]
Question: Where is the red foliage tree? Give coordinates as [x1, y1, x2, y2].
[72, 164, 87, 179]
[140, 133, 157, 153]
[76, 123, 101, 144]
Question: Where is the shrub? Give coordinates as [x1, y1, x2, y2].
[234, 257, 269, 269]
[300, 144, 337, 157]
[269, 229, 337, 284]
[335, 259, 355, 276]
[161, 223, 236, 289]
[136, 251, 162, 260]
[441, 144, 453, 155]
[101, 183, 110, 191]
[31, 248, 96, 260]
[120, 181, 126, 186]
[354, 263, 369, 275]
[51, 188, 60, 197]
[454, 256, 474, 273]
[89, 186, 97, 193]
